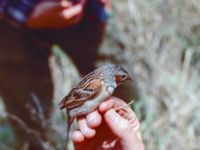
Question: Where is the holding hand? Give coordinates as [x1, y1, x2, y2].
[72, 97, 144, 150]
[26, 0, 87, 28]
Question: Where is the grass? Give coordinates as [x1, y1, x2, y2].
[99, 0, 200, 149]
[0, 0, 200, 149]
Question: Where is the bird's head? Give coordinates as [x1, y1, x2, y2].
[99, 64, 132, 86]
[113, 65, 132, 85]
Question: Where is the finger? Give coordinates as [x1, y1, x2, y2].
[104, 109, 131, 138]
[105, 97, 142, 140]
[99, 98, 114, 113]
[133, 120, 142, 141]
[77, 117, 96, 138]
[111, 97, 133, 112]
[61, 4, 83, 19]
[36, 1, 72, 13]
[86, 110, 102, 128]
[48, 1, 72, 10]
[99, 97, 132, 113]
[128, 113, 142, 141]
[104, 108, 143, 148]
[71, 130, 85, 143]
[117, 108, 142, 141]
[60, 0, 72, 8]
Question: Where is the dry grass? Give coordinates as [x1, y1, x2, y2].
[0, 0, 200, 149]
[99, 0, 200, 149]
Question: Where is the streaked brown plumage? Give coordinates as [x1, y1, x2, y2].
[58, 64, 131, 144]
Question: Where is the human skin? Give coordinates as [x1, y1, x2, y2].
[71, 97, 145, 150]
[26, 0, 111, 29]
[26, 0, 87, 28]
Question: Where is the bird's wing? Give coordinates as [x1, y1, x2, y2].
[59, 79, 102, 109]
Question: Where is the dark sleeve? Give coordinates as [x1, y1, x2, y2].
[0, 0, 9, 14]
[1, 0, 40, 24]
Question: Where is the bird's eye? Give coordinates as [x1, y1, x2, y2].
[121, 75, 126, 79]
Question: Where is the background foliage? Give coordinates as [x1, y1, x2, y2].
[0, 0, 200, 149]
[102, 0, 200, 149]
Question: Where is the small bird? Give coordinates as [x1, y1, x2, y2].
[59, 64, 131, 143]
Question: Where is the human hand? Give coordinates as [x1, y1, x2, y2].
[26, 0, 87, 29]
[72, 97, 144, 150]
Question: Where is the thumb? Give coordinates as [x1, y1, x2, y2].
[104, 109, 132, 139]
[104, 109, 144, 150]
